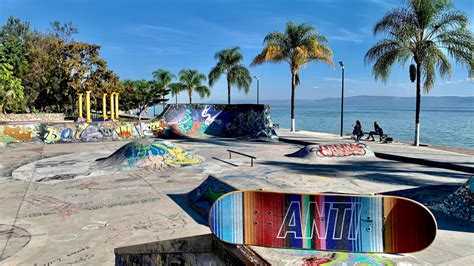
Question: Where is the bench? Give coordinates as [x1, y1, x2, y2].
[359, 133, 393, 143]
[227, 150, 256, 167]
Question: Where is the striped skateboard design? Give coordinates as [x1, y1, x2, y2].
[209, 191, 437, 253]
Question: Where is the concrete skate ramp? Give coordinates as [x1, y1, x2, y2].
[431, 177, 473, 221]
[153, 104, 277, 140]
[95, 139, 203, 170]
[286, 143, 374, 159]
[186, 176, 236, 218]
[114, 234, 269, 265]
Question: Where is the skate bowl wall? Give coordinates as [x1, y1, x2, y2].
[0, 121, 165, 144]
[153, 104, 278, 140]
[286, 143, 375, 159]
[431, 177, 473, 221]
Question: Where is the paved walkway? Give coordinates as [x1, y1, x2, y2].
[277, 128, 474, 173]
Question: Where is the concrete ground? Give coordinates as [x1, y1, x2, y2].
[0, 135, 473, 265]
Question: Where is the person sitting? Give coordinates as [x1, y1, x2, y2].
[352, 120, 364, 143]
[367, 121, 384, 141]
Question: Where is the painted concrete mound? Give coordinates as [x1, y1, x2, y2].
[186, 176, 236, 219]
[153, 104, 278, 140]
[286, 143, 374, 159]
[95, 139, 203, 170]
[430, 177, 473, 221]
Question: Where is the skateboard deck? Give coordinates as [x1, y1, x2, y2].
[209, 191, 437, 253]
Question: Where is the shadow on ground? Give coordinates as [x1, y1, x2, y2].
[259, 160, 469, 186]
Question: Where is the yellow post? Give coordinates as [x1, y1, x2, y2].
[102, 93, 108, 120]
[85, 91, 92, 122]
[115, 92, 120, 120]
[78, 93, 83, 119]
[110, 93, 115, 120]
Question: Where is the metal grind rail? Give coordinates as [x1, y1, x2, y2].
[227, 150, 257, 167]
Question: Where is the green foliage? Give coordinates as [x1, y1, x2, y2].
[0, 17, 122, 115]
[120, 79, 170, 118]
[365, 0, 473, 92]
[208, 47, 252, 104]
[365, 0, 473, 145]
[0, 62, 24, 113]
[251, 21, 334, 130]
[171, 69, 210, 104]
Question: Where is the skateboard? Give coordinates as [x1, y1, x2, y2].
[209, 191, 437, 253]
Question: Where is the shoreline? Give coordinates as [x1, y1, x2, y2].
[278, 128, 474, 156]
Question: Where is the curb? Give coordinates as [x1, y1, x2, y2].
[278, 137, 474, 174]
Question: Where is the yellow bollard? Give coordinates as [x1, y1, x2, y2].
[115, 92, 119, 120]
[102, 93, 108, 120]
[78, 93, 83, 119]
[110, 93, 115, 120]
[85, 91, 92, 122]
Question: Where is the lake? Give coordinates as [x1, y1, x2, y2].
[269, 104, 474, 149]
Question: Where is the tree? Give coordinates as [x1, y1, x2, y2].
[0, 62, 24, 113]
[172, 69, 210, 104]
[251, 21, 334, 131]
[208, 47, 252, 104]
[0, 16, 30, 91]
[120, 79, 169, 121]
[152, 69, 175, 108]
[365, 0, 473, 146]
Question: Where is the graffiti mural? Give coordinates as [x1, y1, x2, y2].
[95, 140, 203, 170]
[0, 124, 40, 143]
[154, 104, 277, 140]
[0, 104, 278, 144]
[430, 177, 473, 221]
[0, 121, 163, 144]
[187, 176, 236, 218]
[286, 143, 375, 159]
[315, 143, 373, 158]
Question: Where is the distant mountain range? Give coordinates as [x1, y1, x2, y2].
[210, 96, 474, 108]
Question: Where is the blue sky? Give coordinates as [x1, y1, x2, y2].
[1, 0, 473, 101]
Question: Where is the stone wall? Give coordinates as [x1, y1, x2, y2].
[0, 113, 65, 122]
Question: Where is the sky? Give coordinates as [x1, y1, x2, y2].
[1, 0, 473, 102]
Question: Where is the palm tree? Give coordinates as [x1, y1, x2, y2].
[153, 69, 175, 110]
[208, 47, 252, 104]
[251, 21, 334, 131]
[365, 0, 473, 146]
[171, 69, 210, 104]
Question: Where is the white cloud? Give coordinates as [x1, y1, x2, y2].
[323, 77, 359, 83]
[328, 28, 368, 43]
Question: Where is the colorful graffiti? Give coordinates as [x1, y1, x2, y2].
[297, 251, 395, 265]
[0, 104, 277, 144]
[186, 176, 236, 218]
[287, 143, 374, 159]
[315, 143, 372, 158]
[430, 176, 473, 221]
[0, 121, 166, 144]
[154, 104, 277, 140]
[96, 140, 203, 170]
[0, 124, 40, 143]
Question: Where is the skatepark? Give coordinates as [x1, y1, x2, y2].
[0, 105, 473, 265]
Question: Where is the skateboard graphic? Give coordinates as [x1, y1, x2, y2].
[209, 191, 437, 253]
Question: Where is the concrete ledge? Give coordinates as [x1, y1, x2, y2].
[374, 152, 474, 174]
[114, 234, 269, 265]
[278, 137, 474, 174]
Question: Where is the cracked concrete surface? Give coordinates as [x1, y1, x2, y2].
[0, 138, 473, 265]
